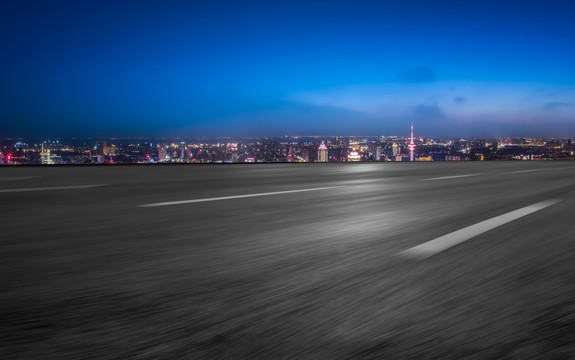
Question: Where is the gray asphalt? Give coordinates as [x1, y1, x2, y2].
[2, 162, 575, 359]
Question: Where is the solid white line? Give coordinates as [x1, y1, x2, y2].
[0, 184, 107, 193]
[397, 199, 561, 260]
[421, 174, 483, 181]
[139, 187, 337, 207]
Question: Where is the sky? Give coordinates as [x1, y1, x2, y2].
[1, 0, 575, 138]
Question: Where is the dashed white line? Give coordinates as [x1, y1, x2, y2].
[139, 187, 337, 207]
[397, 199, 561, 260]
[421, 174, 483, 181]
[505, 169, 545, 174]
[550, 166, 575, 170]
[506, 167, 575, 174]
[0, 184, 107, 193]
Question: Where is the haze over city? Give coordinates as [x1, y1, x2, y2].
[2, 0, 574, 138]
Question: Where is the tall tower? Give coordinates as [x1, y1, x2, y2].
[318, 141, 328, 162]
[408, 122, 416, 162]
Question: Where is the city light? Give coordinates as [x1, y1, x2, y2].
[0, 134, 574, 165]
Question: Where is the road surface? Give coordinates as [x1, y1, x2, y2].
[2, 161, 575, 359]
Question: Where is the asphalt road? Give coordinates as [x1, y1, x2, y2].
[2, 162, 575, 359]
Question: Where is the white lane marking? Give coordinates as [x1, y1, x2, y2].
[506, 167, 575, 174]
[139, 187, 337, 208]
[0, 176, 41, 181]
[0, 184, 107, 193]
[421, 174, 483, 181]
[397, 199, 561, 260]
[505, 169, 545, 174]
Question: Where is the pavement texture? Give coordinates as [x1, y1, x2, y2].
[2, 161, 575, 359]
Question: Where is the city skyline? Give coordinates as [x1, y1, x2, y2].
[2, 131, 574, 165]
[1, 0, 575, 138]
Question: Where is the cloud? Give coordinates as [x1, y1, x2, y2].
[397, 66, 436, 83]
[413, 104, 445, 119]
[291, 81, 575, 131]
[542, 102, 572, 110]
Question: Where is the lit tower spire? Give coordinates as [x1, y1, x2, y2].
[408, 122, 416, 161]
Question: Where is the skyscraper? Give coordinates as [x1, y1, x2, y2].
[180, 142, 186, 162]
[302, 147, 310, 162]
[40, 144, 52, 165]
[100, 141, 115, 156]
[158, 142, 167, 161]
[318, 141, 328, 162]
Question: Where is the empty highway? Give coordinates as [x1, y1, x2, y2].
[2, 161, 575, 359]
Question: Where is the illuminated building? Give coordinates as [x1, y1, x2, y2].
[392, 143, 399, 157]
[302, 148, 310, 162]
[101, 141, 109, 155]
[40, 144, 52, 165]
[158, 142, 167, 160]
[348, 149, 360, 161]
[98, 141, 116, 156]
[287, 146, 294, 162]
[318, 141, 328, 162]
[180, 142, 186, 161]
[2, 153, 12, 164]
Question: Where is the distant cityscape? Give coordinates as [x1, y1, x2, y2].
[2, 133, 575, 165]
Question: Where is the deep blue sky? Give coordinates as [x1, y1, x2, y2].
[1, 0, 575, 138]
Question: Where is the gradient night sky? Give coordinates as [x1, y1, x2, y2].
[1, 0, 575, 138]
